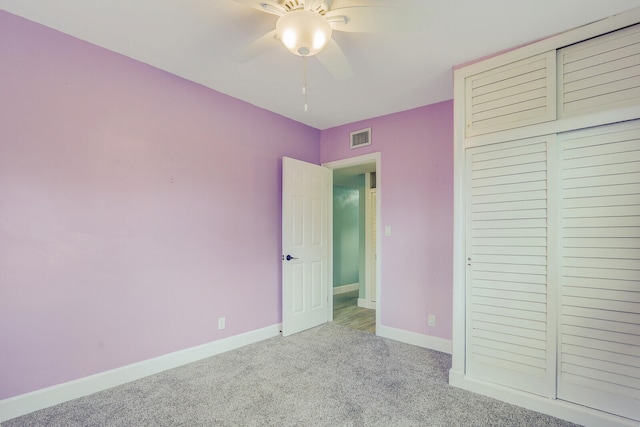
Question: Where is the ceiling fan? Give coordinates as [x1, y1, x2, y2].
[232, 0, 425, 80]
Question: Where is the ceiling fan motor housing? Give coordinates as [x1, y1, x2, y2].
[276, 9, 333, 57]
[281, 0, 329, 15]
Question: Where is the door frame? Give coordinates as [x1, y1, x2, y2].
[323, 152, 381, 332]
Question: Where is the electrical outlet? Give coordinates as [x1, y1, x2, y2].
[428, 314, 436, 327]
[218, 317, 225, 330]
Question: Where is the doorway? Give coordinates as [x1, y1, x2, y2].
[323, 153, 380, 334]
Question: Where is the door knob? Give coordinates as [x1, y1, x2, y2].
[284, 254, 298, 261]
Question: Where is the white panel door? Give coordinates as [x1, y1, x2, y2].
[557, 120, 640, 422]
[282, 157, 331, 337]
[465, 136, 555, 397]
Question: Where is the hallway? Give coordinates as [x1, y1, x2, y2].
[332, 290, 375, 334]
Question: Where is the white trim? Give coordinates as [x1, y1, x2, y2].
[463, 104, 640, 149]
[357, 298, 375, 309]
[451, 376, 639, 427]
[0, 324, 281, 422]
[377, 325, 452, 354]
[323, 152, 382, 333]
[333, 283, 359, 295]
[450, 37, 467, 378]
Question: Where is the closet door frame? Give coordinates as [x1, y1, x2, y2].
[450, 7, 640, 427]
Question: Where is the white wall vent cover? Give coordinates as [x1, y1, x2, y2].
[350, 128, 371, 149]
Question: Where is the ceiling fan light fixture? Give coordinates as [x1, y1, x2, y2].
[313, 30, 327, 50]
[276, 9, 332, 57]
[281, 29, 297, 50]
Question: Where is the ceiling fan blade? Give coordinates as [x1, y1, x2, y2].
[316, 39, 353, 80]
[326, 6, 428, 33]
[232, 0, 285, 16]
[232, 30, 280, 62]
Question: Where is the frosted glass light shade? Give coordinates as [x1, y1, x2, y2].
[276, 10, 332, 57]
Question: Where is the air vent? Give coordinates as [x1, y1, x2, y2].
[350, 128, 371, 149]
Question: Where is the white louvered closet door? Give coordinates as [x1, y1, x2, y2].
[466, 136, 555, 397]
[558, 24, 640, 118]
[465, 51, 556, 137]
[557, 120, 640, 422]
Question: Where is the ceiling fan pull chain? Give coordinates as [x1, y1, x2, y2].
[302, 56, 309, 112]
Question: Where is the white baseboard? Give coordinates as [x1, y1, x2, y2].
[450, 372, 638, 427]
[333, 283, 359, 295]
[357, 298, 375, 309]
[377, 325, 452, 354]
[0, 324, 282, 422]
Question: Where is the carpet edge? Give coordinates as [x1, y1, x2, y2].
[0, 323, 282, 422]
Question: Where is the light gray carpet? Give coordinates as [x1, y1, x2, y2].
[3, 323, 580, 426]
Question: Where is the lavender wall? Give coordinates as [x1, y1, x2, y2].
[0, 11, 319, 400]
[320, 102, 454, 341]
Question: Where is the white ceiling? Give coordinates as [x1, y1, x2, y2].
[2, 0, 639, 130]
